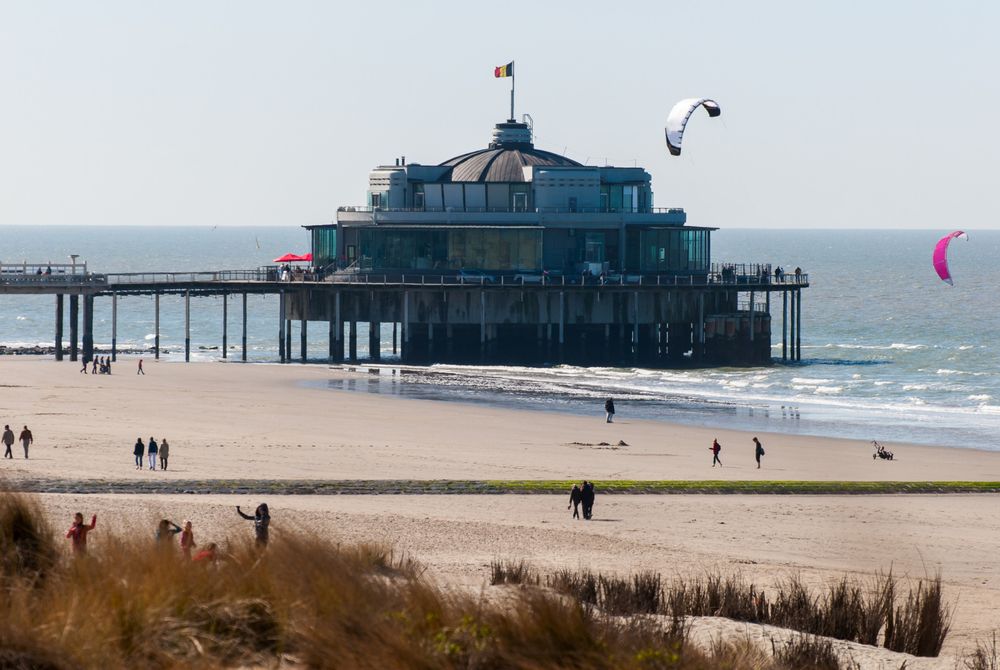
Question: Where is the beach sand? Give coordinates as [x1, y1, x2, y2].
[3, 357, 1000, 662]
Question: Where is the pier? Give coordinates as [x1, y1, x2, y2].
[0, 263, 808, 367]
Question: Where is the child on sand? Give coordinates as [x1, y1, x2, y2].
[710, 439, 723, 467]
[66, 513, 97, 554]
[193, 542, 219, 563]
[180, 520, 196, 559]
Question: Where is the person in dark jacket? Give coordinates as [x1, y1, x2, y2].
[147, 437, 158, 471]
[710, 439, 723, 467]
[156, 519, 182, 546]
[604, 398, 615, 423]
[581, 481, 595, 520]
[753, 436, 765, 469]
[568, 484, 582, 519]
[133, 437, 144, 470]
[237, 503, 271, 547]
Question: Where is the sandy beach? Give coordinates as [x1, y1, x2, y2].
[3, 357, 1000, 662]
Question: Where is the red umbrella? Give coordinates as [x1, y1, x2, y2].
[273, 253, 308, 263]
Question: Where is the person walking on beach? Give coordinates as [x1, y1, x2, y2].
[581, 481, 595, 520]
[91, 357, 98, 374]
[80, 357, 88, 374]
[753, 437, 765, 469]
[137, 358, 144, 375]
[147, 437, 158, 470]
[179, 520, 196, 559]
[710, 439, 723, 467]
[156, 519, 182, 548]
[2, 425, 14, 459]
[604, 398, 615, 423]
[66, 513, 97, 554]
[568, 484, 582, 519]
[237, 503, 271, 548]
[133, 437, 145, 470]
[159, 438, 170, 470]
[18, 425, 32, 459]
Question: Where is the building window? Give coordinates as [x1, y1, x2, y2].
[414, 191, 424, 210]
[370, 193, 382, 209]
[568, 196, 578, 212]
[512, 192, 527, 212]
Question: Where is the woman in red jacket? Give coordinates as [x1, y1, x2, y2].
[66, 513, 97, 554]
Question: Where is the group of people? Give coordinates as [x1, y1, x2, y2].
[2, 424, 33, 459]
[80, 355, 113, 375]
[134, 437, 171, 470]
[568, 481, 596, 519]
[65, 503, 271, 558]
[708, 436, 765, 468]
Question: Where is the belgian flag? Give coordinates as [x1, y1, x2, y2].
[494, 62, 513, 78]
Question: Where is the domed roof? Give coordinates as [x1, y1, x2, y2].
[440, 122, 581, 182]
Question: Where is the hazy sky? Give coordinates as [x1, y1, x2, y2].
[1, 1, 996, 229]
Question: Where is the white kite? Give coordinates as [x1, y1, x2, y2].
[665, 98, 721, 156]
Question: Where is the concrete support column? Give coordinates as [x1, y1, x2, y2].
[154, 293, 160, 360]
[632, 291, 639, 359]
[782, 290, 788, 362]
[184, 290, 191, 362]
[789, 290, 796, 363]
[241, 292, 248, 362]
[402, 291, 409, 362]
[69, 294, 79, 362]
[796, 288, 802, 362]
[328, 294, 336, 363]
[348, 319, 358, 362]
[300, 318, 308, 362]
[369, 320, 381, 362]
[82, 294, 94, 363]
[392, 322, 398, 355]
[111, 293, 118, 361]
[285, 319, 292, 364]
[278, 291, 286, 363]
[749, 290, 755, 342]
[222, 293, 228, 359]
[696, 292, 705, 361]
[55, 294, 64, 361]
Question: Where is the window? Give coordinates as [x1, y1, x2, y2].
[568, 196, 578, 212]
[413, 184, 425, 210]
[512, 192, 527, 212]
[370, 193, 382, 209]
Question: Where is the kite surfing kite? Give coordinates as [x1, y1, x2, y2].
[932, 230, 968, 286]
[665, 98, 721, 156]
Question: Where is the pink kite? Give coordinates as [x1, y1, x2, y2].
[932, 231, 968, 286]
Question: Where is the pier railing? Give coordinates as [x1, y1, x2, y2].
[321, 272, 809, 288]
[104, 269, 276, 285]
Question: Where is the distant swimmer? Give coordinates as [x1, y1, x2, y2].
[710, 439, 723, 467]
[753, 436, 765, 469]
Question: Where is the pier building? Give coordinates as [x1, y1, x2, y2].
[0, 118, 808, 368]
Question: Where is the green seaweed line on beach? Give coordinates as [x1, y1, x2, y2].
[7, 478, 1000, 495]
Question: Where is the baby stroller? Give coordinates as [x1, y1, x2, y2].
[872, 441, 894, 461]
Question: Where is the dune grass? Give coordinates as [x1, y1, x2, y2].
[0, 489, 894, 669]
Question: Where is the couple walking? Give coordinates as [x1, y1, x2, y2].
[568, 481, 596, 520]
[133, 437, 170, 470]
[708, 436, 765, 468]
[2, 425, 33, 459]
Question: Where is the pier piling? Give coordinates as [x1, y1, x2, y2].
[55, 294, 63, 361]
[69, 294, 79, 362]
[782, 290, 788, 362]
[111, 293, 117, 361]
[284, 318, 291, 364]
[300, 319, 307, 362]
[241, 292, 247, 362]
[82, 295, 94, 363]
[796, 288, 802, 362]
[184, 290, 191, 362]
[154, 293, 160, 360]
[222, 292, 228, 359]
[278, 292, 286, 363]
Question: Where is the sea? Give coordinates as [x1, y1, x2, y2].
[2, 225, 999, 452]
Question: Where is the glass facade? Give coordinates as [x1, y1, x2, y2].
[626, 228, 709, 273]
[311, 228, 336, 267]
[358, 227, 542, 272]
[600, 184, 649, 212]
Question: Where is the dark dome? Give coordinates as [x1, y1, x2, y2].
[440, 121, 581, 182]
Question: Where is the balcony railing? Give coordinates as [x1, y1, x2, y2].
[337, 205, 685, 215]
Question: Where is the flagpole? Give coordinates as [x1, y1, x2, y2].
[510, 61, 515, 121]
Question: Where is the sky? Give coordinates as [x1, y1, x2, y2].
[1, 1, 997, 229]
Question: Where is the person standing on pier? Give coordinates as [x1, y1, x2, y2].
[753, 436, 765, 469]
[2, 425, 14, 459]
[710, 439, 723, 467]
[605, 398, 616, 423]
[133, 437, 145, 470]
[18, 425, 32, 459]
[147, 437, 158, 470]
[137, 358, 145, 375]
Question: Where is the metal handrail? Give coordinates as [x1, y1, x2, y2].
[338, 205, 685, 215]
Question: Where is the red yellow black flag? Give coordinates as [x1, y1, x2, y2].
[494, 62, 513, 78]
